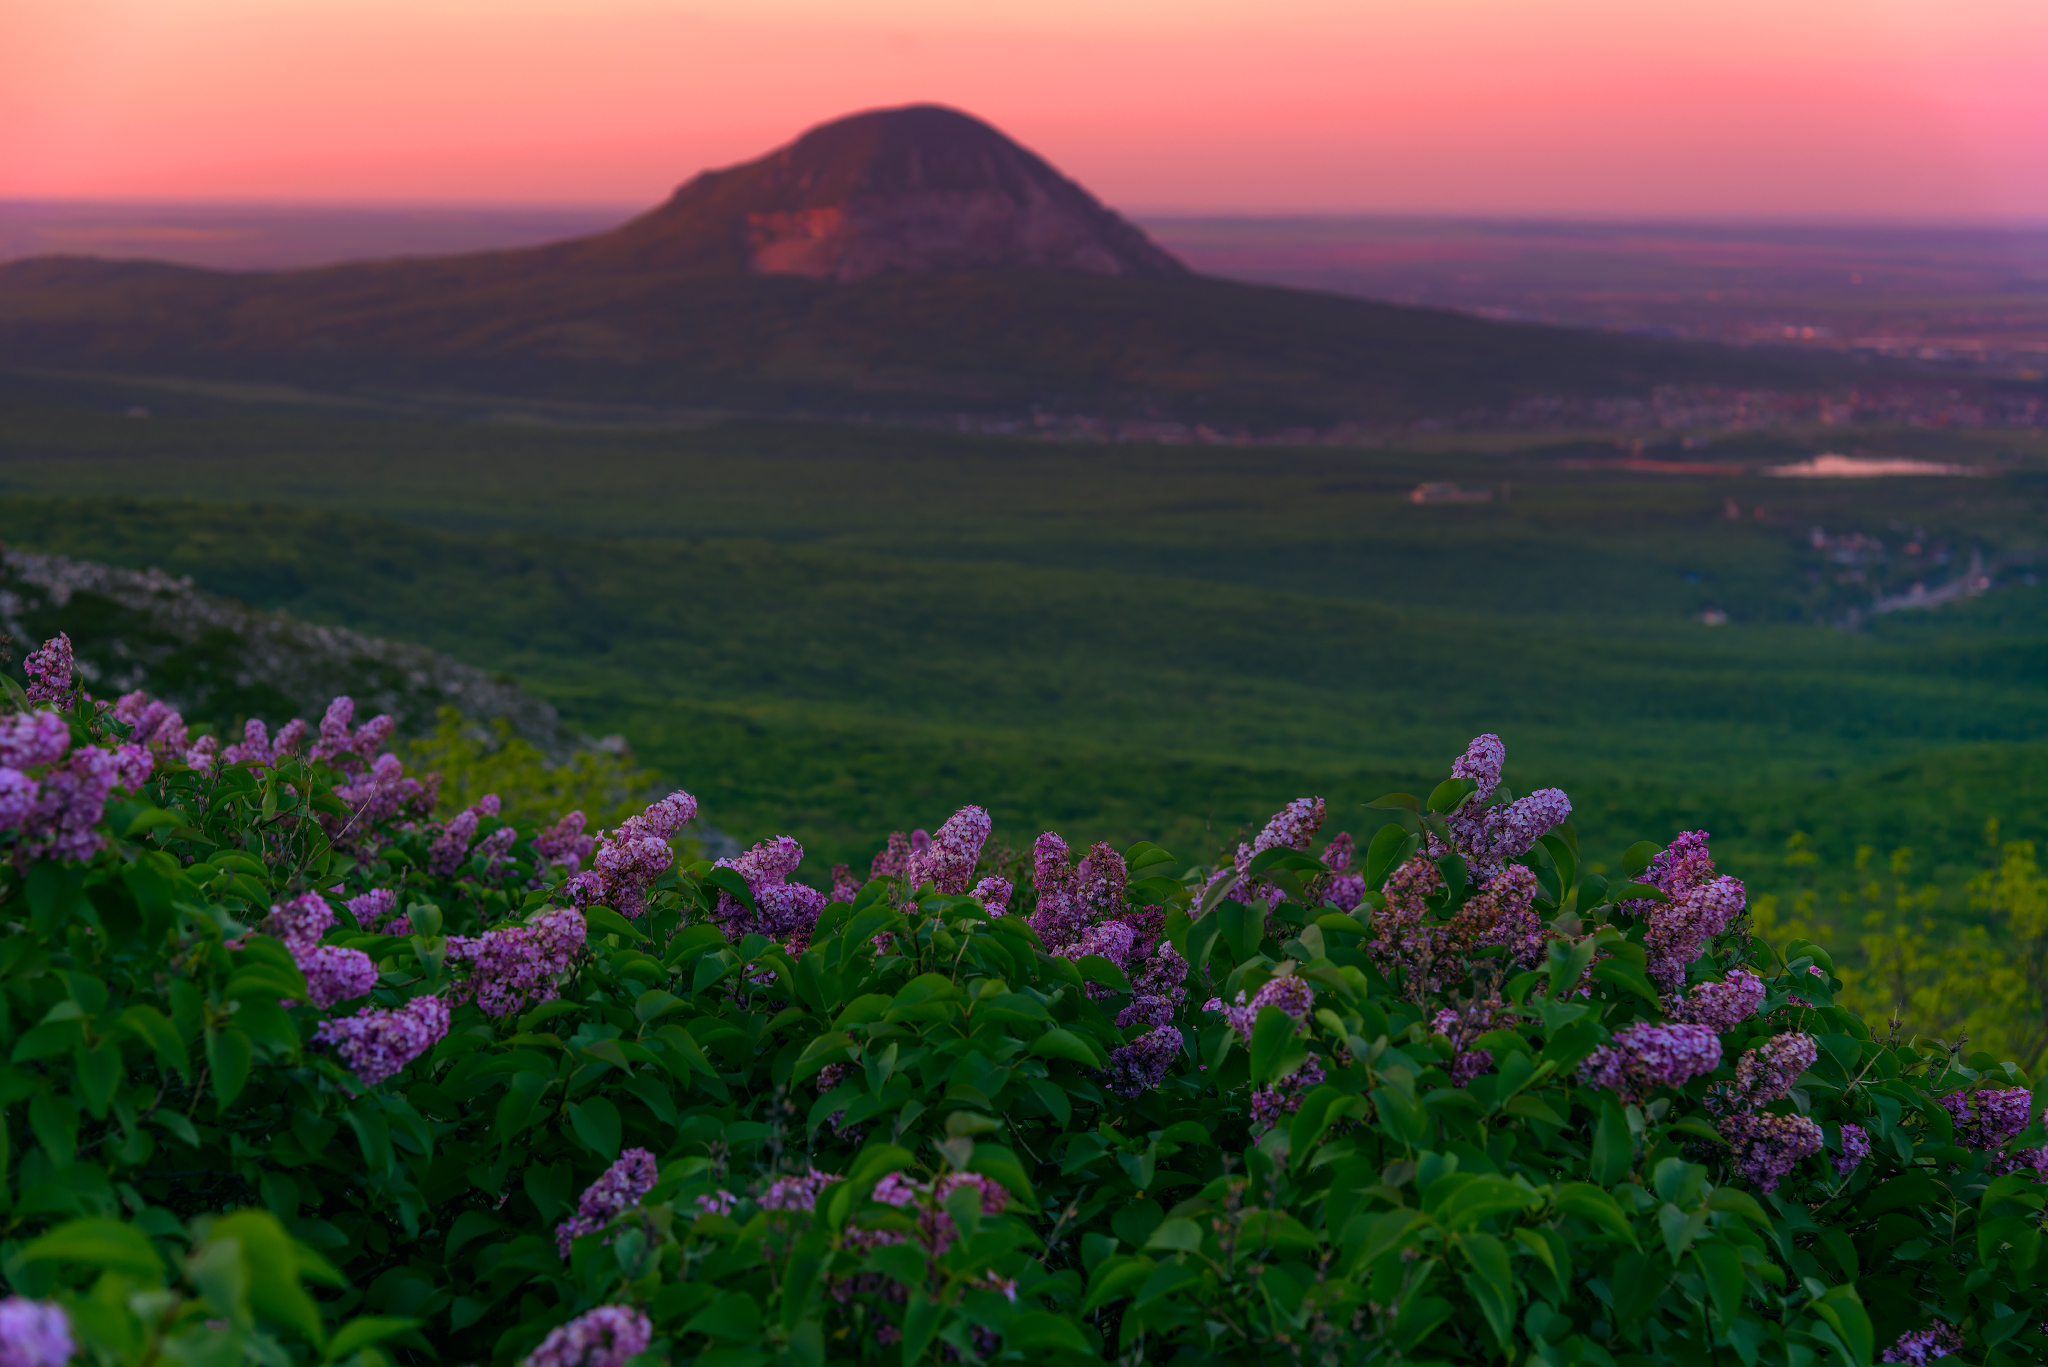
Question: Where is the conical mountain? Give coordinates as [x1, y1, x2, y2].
[572, 104, 1188, 281]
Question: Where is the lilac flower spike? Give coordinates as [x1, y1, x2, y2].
[1720, 1111, 1823, 1193]
[314, 995, 450, 1085]
[1234, 797, 1326, 904]
[711, 835, 827, 949]
[522, 1305, 653, 1367]
[446, 908, 587, 1017]
[1881, 1324, 1964, 1365]
[1220, 974, 1316, 1042]
[1103, 1027, 1181, 1098]
[1836, 1122, 1871, 1174]
[532, 811, 595, 872]
[0, 1296, 75, 1367]
[907, 805, 991, 894]
[0, 711, 70, 770]
[1732, 1032, 1818, 1108]
[1941, 1086, 2033, 1151]
[22, 634, 73, 703]
[1679, 968, 1765, 1032]
[570, 790, 697, 918]
[1578, 1022, 1721, 1101]
[970, 876, 1012, 915]
[556, 1147, 660, 1257]
[297, 945, 379, 1008]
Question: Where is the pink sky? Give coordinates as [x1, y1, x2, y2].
[4, 0, 2045, 218]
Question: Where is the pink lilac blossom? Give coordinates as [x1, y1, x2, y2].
[867, 1172, 1008, 1256]
[478, 825, 519, 875]
[1234, 797, 1326, 906]
[1880, 1325, 1963, 1365]
[523, 1305, 653, 1367]
[6, 738, 152, 863]
[296, 944, 378, 1009]
[22, 635, 73, 704]
[0, 711, 70, 769]
[1732, 1033, 1818, 1108]
[871, 831, 912, 880]
[695, 1189, 739, 1217]
[971, 876, 1012, 915]
[1836, 1122, 1871, 1175]
[113, 691, 188, 757]
[555, 1148, 661, 1257]
[313, 994, 449, 1086]
[1434, 735, 1573, 884]
[1579, 1023, 1723, 1102]
[1322, 832, 1355, 872]
[346, 888, 400, 933]
[1678, 969, 1766, 1033]
[1068, 919, 1138, 969]
[0, 1296, 74, 1367]
[532, 811, 594, 873]
[1116, 996, 1178, 1030]
[1366, 856, 1453, 993]
[906, 805, 991, 893]
[445, 908, 586, 1017]
[1326, 874, 1366, 914]
[0, 769, 35, 832]
[429, 796, 502, 877]
[1719, 1111, 1824, 1193]
[575, 790, 697, 918]
[224, 717, 310, 769]
[309, 696, 394, 769]
[1940, 1087, 2033, 1151]
[1431, 1002, 1501, 1086]
[1454, 864, 1549, 969]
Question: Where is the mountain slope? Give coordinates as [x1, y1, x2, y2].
[0, 106, 1845, 427]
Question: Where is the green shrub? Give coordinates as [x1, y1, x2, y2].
[2, 639, 2044, 1367]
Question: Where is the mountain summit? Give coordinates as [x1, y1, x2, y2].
[577, 104, 1188, 281]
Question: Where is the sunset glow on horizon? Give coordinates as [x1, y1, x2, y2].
[4, 0, 2045, 220]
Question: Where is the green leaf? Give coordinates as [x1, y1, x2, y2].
[1367, 793, 1420, 813]
[325, 1317, 420, 1362]
[1077, 955, 1132, 993]
[1427, 778, 1475, 814]
[702, 867, 755, 910]
[633, 989, 684, 1024]
[1003, 1311, 1095, 1355]
[1028, 1029, 1104, 1068]
[120, 1005, 191, 1083]
[1249, 1005, 1309, 1087]
[1620, 842, 1661, 879]
[865, 1242, 927, 1289]
[209, 1210, 325, 1346]
[1591, 957, 1661, 1007]
[969, 1143, 1038, 1212]
[1363, 823, 1416, 891]
[1590, 1095, 1633, 1184]
[123, 807, 180, 837]
[1437, 1176, 1539, 1230]
[1144, 1218, 1203, 1251]
[207, 1027, 254, 1109]
[21, 1217, 165, 1281]
[685, 1291, 763, 1341]
[582, 905, 645, 942]
[1082, 1256, 1158, 1313]
[1694, 1239, 1745, 1331]
[1553, 1182, 1637, 1245]
[568, 1098, 622, 1160]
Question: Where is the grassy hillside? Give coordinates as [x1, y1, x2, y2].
[0, 389, 2044, 882]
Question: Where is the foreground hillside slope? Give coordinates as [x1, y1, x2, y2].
[0, 107, 1840, 427]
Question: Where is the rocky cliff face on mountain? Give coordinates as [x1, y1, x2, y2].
[584, 105, 1189, 282]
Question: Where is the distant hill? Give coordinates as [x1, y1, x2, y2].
[0, 105, 1844, 429]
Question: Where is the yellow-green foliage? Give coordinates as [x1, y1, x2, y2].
[400, 707, 656, 829]
[1756, 823, 2048, 1069]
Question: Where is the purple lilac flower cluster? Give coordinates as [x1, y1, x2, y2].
[111, 690, 218, 772]
[346, 888, 402, 933]
[332, 753, 438, 835]
[1938, 1086, 2047, 1172]
[0, 1296, 74, 1367]
[760, 1168, 843, 1212]
[870, 831, 912, 880]
[0, 708, 152, 863]
[566, 791, 696, 918]
[865, 1171, 1010, 1258]
[1214, 973, 1316, 1042]
[222, 716, 308, 769]
[263, 891, 378, 1009]
[1232, 796, 1326, 907]
[1732, 1032, 1818, 1108]
[1720, 1111, 1825, 1193]
[970, 876, 1012, 915]
[446, 908, 587, 1018]
[522, 1305, 653, 1367]
[1436, 734, 1573, 884]
[531, 811, 595, 873]
[1836, 1122, 1871, 1174]
[22, 634, 74, 704]
[1249, 1054, 1327, 1134]
[1431, 999, 1505, 1086]
[555, 1147, 660, 1257]
[1881, 1323, 1963, 1364]
[709, 834, 828, 950]
[905, 804, 991, 893]
[308, 696, 395, 771]
[313, 994, 450, 1085]
[1028, 833, 1091, 951]
[829, 863, 861, 903]
[429, 794, 501, 877]
[1453, 864, 1550, 969]
[1677, 968, 1765, 1032]
[1321, 831, 1367, 912]
[1578, 1023, 1723, 1101]
[1103, 1026, 1182, 1098]
[1366, 856, 1452, 992]
[1619, 830, 1748, 992]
